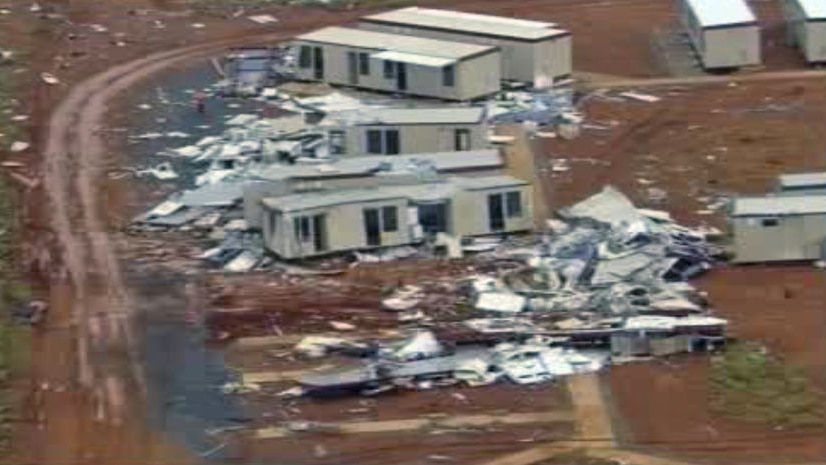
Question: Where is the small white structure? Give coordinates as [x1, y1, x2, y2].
[729, 195, 826, 263]
[360, 7, 571, 87]
[677, 0, 760, 69]
[783, 0, 826, 63]
[293, 27, 501, 101]
[776, 171, 826, 195]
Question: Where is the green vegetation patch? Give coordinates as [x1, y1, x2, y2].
[710, 342, 824, 428]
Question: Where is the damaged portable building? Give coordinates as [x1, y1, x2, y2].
[242, 149, 506, 229]
[320, 106, 489, 155]
[677, 0, 761, 69]
[293, 27, 502, 101]
[260, 175, 532, 259]
[359, 7, 571, 87]
[729, 194, 826, 263]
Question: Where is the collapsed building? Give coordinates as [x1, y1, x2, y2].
[253, 187, 728, 398]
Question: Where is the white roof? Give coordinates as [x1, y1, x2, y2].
[684, 0, 756, 27]
[731, 195, 826, 216]
[326, 106, 485, 125]
[363, 7, 568, 41]
[261, 175, 527, 212]
[296, 26, 496, 60]
[371, 50, 455, 67]
[796, 0, 826, 19]
[254, 150, 503, 181]
[475, 292, 527, 313]
[778, 171, 826, 189]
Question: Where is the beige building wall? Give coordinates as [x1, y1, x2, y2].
[264, 197, 412, 259]
[732, 213, 826, 263]
[337, 123, 488, 155]
[293, 40, 500, 100]
[450, 184, 533, 236]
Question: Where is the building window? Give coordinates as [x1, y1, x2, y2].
[383, 60, 395, 79]
[358, 52, 370, 75]
[454, 128, 471, 151]
[298, 46, 312, 69]
[382, 206, 398, 232]
[366, 129, 383, 154]
[365, 129, 400, 155]
[329, 130, 346, 155]
[294, 216, 311, 241]
[442, 65, 455, 87]
[506, 191, 522, 218]
[761, 218, 779, 227]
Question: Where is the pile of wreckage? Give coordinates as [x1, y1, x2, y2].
[129, 85, 583, 272]
[226, 187, 728, 398]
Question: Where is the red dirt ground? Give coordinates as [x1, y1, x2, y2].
[3, 0, 826, 465]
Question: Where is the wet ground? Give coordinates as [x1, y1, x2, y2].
[119, 60, 267, 463]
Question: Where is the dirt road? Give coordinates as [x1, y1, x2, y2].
[32, 20, 362, 463]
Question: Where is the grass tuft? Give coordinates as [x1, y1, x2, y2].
[709, 342, 824, 428]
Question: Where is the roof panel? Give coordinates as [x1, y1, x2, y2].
[731, 195, 826, 216]
[371, 50, 455, 67]
[778, 171, 826, 189]
[327, 106, 485, 125]
[684, 0, 756, 27]
[296, 27, 496, 59]
[797, 0, 826, 19]
[262, 175, 526, 212]
[363, 7, 568, 40]
[254, 149, 503, 181]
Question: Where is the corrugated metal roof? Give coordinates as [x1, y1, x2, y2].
[397, 7, 557, 28]
[296, 27, 496, 59]
[327, 106, 485, 125]
[684, 0, 756, 27]
[253, 149, 503, 181]
[363, 7, 567, 40]
[371, 50, 456, 67]
[262, 175, 525, 212]
[778, 171, 826, 189]
[731, 195, 826, 216]
[796, 0, 826, 19]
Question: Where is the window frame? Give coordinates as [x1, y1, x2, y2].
[506, 191, 523, 218]
[358, 52, 370, 76]
[382, 206, 398, 232]
[383, 60, 396, 79]
[298, 45, 312, 69]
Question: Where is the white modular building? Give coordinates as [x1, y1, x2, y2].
[677, 0, 761, 69]
[359, 7, 571, 88]
[783, 0, 826, 63]
[293, 27, 501, 101]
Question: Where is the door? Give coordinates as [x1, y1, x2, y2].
[385, 129, 400, 155]
[312, 46, 324, 80]
[396, 62, 407, 91]
[347, 51, 359, 85]
[488, 194, 505, 232]
[312, 214, 327, 252]
[454, 129, 471, 151]
[363, 208, 381, 247]
[418, 202, 448, 234]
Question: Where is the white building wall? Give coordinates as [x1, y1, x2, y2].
[532, 35, 572, 87]
[804, 21, 826, 62]
[701, 25, 760, 68]
[451, 184, 534, 236]
[731, 213, 826, 263]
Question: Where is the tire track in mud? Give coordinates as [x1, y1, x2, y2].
[40, 28, 333, 423]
